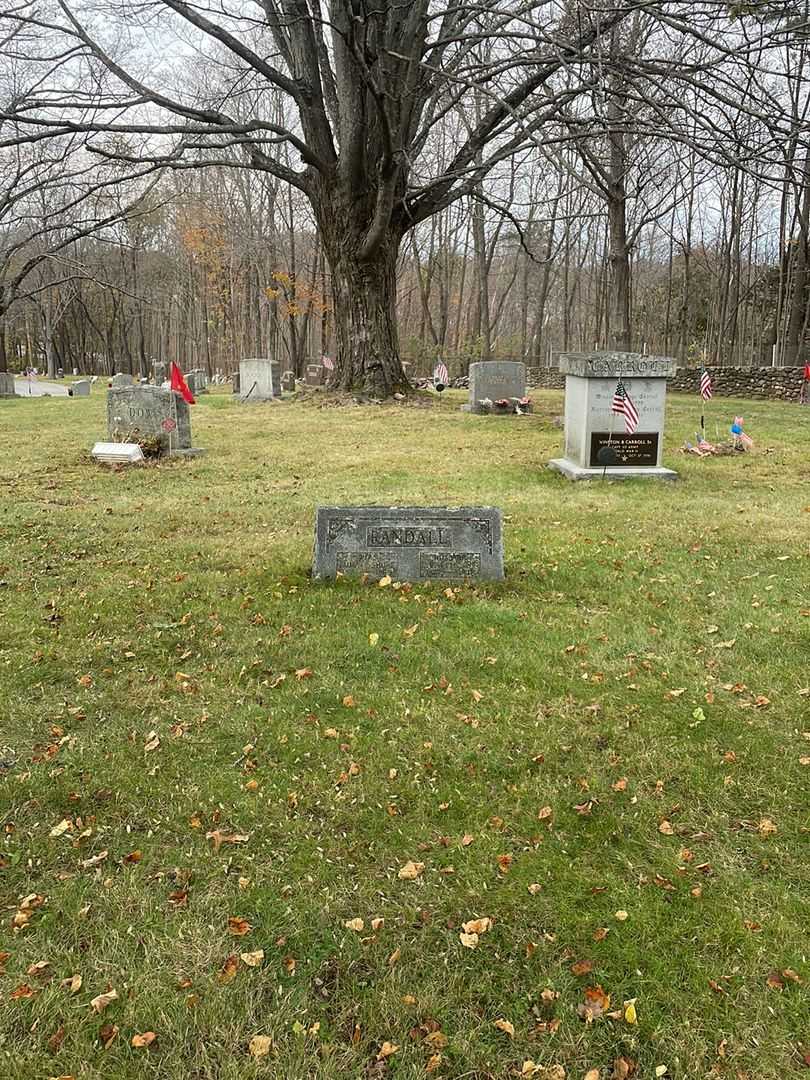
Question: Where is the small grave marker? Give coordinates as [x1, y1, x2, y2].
[313, 507, 504, 581]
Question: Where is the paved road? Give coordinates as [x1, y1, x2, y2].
[14, 378, 72, 397]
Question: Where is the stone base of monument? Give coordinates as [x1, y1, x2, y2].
[0, 373, 16, 398]
[548, 458, 678, 481]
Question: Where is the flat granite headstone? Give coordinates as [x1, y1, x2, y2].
[187, 369, 208, 394]
[111, 373, 134, 388]
[313, 507, 504, 581]
[467, 361, 526, 413]
[72, 380, 91, 397]
[305, 363, 325, 386]
[107, 385, 201, 456]
[240, 357, 279, 401]
[548, 351, 677, 480]
[0, 373, 15, 398]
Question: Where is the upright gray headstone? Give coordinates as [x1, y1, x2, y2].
[187, 369, 208, 395]
[313, 507, 504, 582]
[240, 358, 279, 401]
[107, 385, 200, 455]
[281, 370, 296, 392]
[0, 373, 16, 398]
[72, 380, 91, 397]
[232, 371, 240, 394]
[153, 361, 167, 385]
[548, 351, 677, 480]
[111, 373, 134, 388]
[305, 364, 325, 386]
[467, 362, 526, 413]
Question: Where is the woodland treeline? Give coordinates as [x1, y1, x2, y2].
[1, 2, 809, 384]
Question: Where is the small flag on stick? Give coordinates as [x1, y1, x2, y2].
[611, 378, 639, 434]
[170, 362, 195, 404]
[433, 361, 449, 388]
[321, 355, 334, 371]
[700, 369, 713, 400]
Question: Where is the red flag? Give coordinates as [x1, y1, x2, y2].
[170, 361, 195, 404]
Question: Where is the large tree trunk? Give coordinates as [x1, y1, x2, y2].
[319, 217, 408, 397]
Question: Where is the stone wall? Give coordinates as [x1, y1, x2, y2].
[523, 365, 806, 401]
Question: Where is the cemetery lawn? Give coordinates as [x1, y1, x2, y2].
[1, 387, 810, 1080]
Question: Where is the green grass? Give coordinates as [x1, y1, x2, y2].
[0, 386, 809, 1080]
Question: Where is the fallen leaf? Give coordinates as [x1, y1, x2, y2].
[459, 932, 479, 949]
[90, 989, 118, 1013]
[80, 850, 109, 870]
[217, 955, 240, 984]
[371, 917, 384, 931]
[461, 833, 475, 846]
[131, 1032, 157, 1048]
[387, 948, 401, 966]
[398, 860, 425, 880]
[49, 819, 72, 838]
[344, 918, 365, 932]
[624, 1000, 637, 1024]
[758, 818, 777, 836]
[570, 959, 594, 976]
[240, 950, 264, 967]
[538, 806, 553, 821]
[206, 830, 250, 851]
[658, 820, 674, 835]
[494, 1018, 515, 1037]
[227, 916, 252, 936]
[98, 1023, 118, 1049]
[369, 633, 379, 646]
[585, 1070, 601, 1080]
[611, 778, 628, 792]
[496, 853, 513, 874]
[10, 984, 37, 999]
[47, 1025, 66, 1054]
[122, 850, 142, 864]
[26, 960, 51, 977]
[295, 668, 313, 680]
[426, 1052, 442, 1073]
[528, 883, 543, 895]
[143, 731, 160, 752]
[377, 1041, 399, 1059]
[577, 984, 611, 1022]
[462, 917, 492, 935]
[248, 1035, 273, 1058]
[593, 927, 609, 942]
[60, 973, 82, 994]
[614, 910, 629, 922]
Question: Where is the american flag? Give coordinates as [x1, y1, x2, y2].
[434, 361, 449, 385]
[700, 369, 712, 400]
[611, 378, 639, 434]
[321, 355, 334, 371]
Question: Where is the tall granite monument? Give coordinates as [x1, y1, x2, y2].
[239, 358, 280, 401]
[548, 351, 677, 480]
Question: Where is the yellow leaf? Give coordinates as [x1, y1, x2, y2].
[369, 633, 379, 646]
[240, 950, 264, 967]
[398, 860, 425, 880]
[658, 820, 674, 835]
[528, 883, 542, 895]
[49, 819, 72, 838]
[378, 576, 392, 588]
[614, 910, 629, 921]
[426, 1052, 443, 1073]
[655, 1068, 668, 1078]
[344, 918, 364, 932]
[538, 806, 553, 821]
[584, 1071, 601, 1080]
[459, 932, 479, 949]
[131, 1032, 157, 1048]
[377, 1041, 399, 1059]
[387, 948, 401, 966]
[758, 817, 777, 836]
[624, 1000, 637, 1024]
[248, 1035, 273, 1058]
[494, 1018, 515, 1037]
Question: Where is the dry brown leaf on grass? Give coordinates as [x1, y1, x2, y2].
[344, 918, 365, 932]
[90, 989, 118, 1013]
[585, 1070, 601, 1080]
[98, 1023, 118, 1049]
[248, 1035, 273, 1058]
[227, 916, 252, 936]
[398, 860, 425, 880]
[60, 973, 82, 993]
[494, 1018, 515, 1037]
[240, 950, 264, 967]
[658, 820, 675, 835]
[131, 1032, 157, 1048]
[459, 932, 479, 949]
[206, 830, 250, 852]
[377, 1041, 399, 1059]
[462, 917, 492, 935]
[570, 959, 594, 976]
[217, 955, 240, 984]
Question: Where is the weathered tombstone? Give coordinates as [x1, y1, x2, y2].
[239, 357, 279, 401]
[107, 385, 203, 456]
[153, 361, 167, 385]
[548, 351, 678, 480]
[305, 363, 325, 386]
[232, 371, 240, 394]
[401, 361, 413, 381]
[313, 507, 504, 582]
[72, 380, 91, 397]
[187, 369, 208, 394]
[466, 361, 526, 413]
[111, 372, 134, 388]
[281, 370, 296, 392]
[0, 373, 16, 398]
